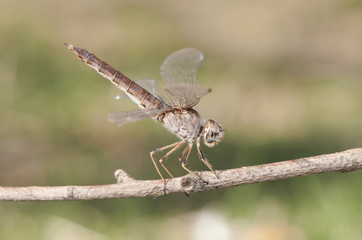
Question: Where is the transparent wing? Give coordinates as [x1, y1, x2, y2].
[108, 108, 165, 126]
[160, 48, 210, 108]
[160, 48, 204, 85]
[164, 85, 211, 108]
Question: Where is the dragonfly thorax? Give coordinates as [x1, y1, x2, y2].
[160, 109, 202, 141]
[202, 119, 224, 148]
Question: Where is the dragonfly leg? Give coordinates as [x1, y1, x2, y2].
[179, 142, 203, 181]
[150, 140, 186, 181]
[159, 140, 186, 178]
[196, 136, 218, 178]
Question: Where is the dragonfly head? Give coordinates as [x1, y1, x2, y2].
[203, 120, 224, 148]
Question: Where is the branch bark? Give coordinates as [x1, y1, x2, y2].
[1, 148, 361, 201]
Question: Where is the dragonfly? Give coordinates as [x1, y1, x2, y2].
[65, 43, 224, 183]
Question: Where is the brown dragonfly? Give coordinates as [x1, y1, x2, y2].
[65, 43, 224, 183]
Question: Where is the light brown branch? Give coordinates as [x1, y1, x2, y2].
[1, 148, 361, 201]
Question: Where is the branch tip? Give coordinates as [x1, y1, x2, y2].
[114, 169, 135, 183]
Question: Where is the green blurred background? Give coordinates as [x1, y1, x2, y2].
[1, 0, 362, 239]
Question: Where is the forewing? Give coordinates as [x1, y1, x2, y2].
[160, 48, 208, 107]
[160, 48, 204, 86]
[108, 108, 165, 126]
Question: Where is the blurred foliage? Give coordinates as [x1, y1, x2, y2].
[0, 0, 362, 239]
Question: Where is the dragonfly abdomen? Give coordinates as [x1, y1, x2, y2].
[65, 43, 165, 110]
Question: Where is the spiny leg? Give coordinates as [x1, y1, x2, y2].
[179, 144, 191, 164]
[150, 140, 185, 181]
[196, 136, 218, 178]
[159, 140, 186, 178]
[179, 142, 203, 181]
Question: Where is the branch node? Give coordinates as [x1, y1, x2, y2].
[180, 176, 199, 194]
[64, 186, 75, 200]
[114, 169, 135, 183]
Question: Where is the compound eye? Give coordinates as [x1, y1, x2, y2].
[203, 120, 224, 148]
[206, 131, 215, 142]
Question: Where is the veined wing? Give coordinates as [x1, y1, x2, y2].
[160, 48, 211, 108]
[108, 108, 166, 126]
[164, 84, 211, 108]
[160, 48, 203, 85]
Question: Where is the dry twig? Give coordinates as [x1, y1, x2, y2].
[0, 148, 361, 201]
